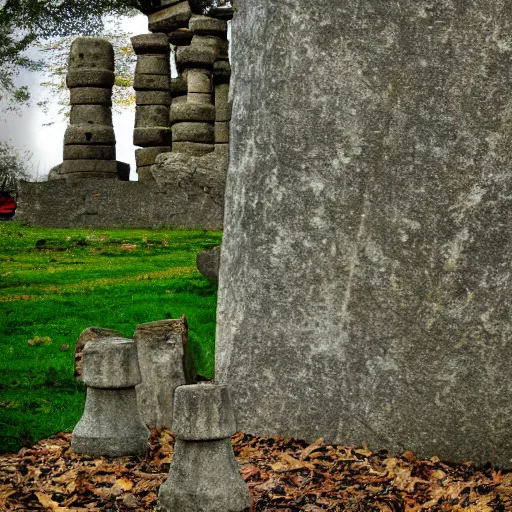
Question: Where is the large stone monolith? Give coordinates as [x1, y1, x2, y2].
[216, 1, 512, 466]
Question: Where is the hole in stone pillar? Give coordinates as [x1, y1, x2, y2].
[85, 132, 92, 141]
[88, 121, 93, 124]
[79, 53, 84, 59]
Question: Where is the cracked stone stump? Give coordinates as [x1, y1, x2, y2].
[72, 337, 149, 457]
[158, 384, 250, 512]
[216, 1, 512, 466]
[134, 318, 187, 428]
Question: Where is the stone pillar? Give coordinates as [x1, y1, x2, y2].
[61, 38, 120, 180]
[134, 318, 187, 429]
[72, 337, 149, 457]
[158, 384, 250, 512]
[170, 17, 225, 156]
[216, 1, 512, 466]
[132, 33, 172, 181]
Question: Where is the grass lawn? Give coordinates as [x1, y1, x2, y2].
[0, 222, 222, 454]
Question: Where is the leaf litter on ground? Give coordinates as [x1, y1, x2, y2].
[0, 428, 511, 511]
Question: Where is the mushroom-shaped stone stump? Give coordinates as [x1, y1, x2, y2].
[71, 337, 150, 457]
[158, 383, 251, 512]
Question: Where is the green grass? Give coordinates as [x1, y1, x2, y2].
[0, 222, 222, 453]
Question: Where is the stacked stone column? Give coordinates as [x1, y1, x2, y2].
[61, 38, 120, 179]
[132, 34, 172, 181]
[133, 2, 231, 158]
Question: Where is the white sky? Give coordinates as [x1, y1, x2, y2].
[0, 14, 148, 181]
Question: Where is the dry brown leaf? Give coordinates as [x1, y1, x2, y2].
[300, 438, 324, 460]
[36, 491, 68, 511]
[111, 477, 134, 494]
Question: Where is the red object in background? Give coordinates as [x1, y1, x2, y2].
[0, 193, 16, 219]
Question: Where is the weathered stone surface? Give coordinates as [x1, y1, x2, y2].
[176, 45, 216, 68]
[60, 160, 118, 175]
[158, 439, 251, 512]
[117, 161, 130, 181]
[72, 388, 149, 457]
[135, 105, 170, 128]
[216, 0, 512, 467]
[172, 142, 214, 155]
[168, 28, 194, 46]
[188, 15, 227, 37]
[131, 33, 170, 55]
[196, 245, 220, 285]
[170, 76, 188, 96]
[172, 122, 214, 143]
[70, 105, 112, 126]
[137, 165, 155, 182]
[190, 35, 226, 57]
[148, 1, 191, 33]
[135, 146, 171, 167]
[213, 60, 230, 84]
[135, 54, 170, 75]
[214, 83, 230, 121]
[47, 164, 63, 181]
[134, 127, 172, 147]
[136, 90, 171, 105]
[170, 103, 215, 123]
[63, 145, 116, 161]
[152, 149, 227, 203]
[82, 337, 141, 389]
[158, 384, 250, 512]
[214, 121, 229, 143]
[72, 336, 149, 456]
[69, 87, 112, 105]
[68, 37, 114, 71]
[66, 69, 115, 89]
[58, 171, 120, 180]
[64, 125, 115, 145]
[19, 162, 225, 230]
[134, 319, 187, 428]
[172, 94, 188, 104]
[187, 92, 211, 104]
[172, 384, 236, 440]
[74, 327, 122, 382]
[133, 73, 170, 91]
[186, 68, 212, 93]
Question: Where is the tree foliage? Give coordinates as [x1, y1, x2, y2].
[37, 25, 137, 124]
[0, 140, 33, 191]
[0, 0, 137, 107]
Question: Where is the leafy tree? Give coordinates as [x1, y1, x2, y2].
[0, 0, 137, 107]
[0, 141, 33, 192]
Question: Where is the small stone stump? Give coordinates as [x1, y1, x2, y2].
[71, 337, 149, 457]
[196, 244, 221, 285]
[158, 384, 250, 512]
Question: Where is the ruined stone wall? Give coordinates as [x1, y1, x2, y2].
[17, 171, 223, 229]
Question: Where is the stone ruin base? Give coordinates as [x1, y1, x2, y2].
[16, 149, 227, 230]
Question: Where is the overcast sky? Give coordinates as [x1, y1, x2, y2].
[0, 14, 148, 181]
